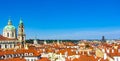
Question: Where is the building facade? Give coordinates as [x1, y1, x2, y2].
[0, 18, 26, 49]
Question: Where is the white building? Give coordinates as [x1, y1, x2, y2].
[0, 18, 26, 49]
[0, 35, 18, 49]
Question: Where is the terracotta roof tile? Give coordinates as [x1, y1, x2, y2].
[0, 35, 17, 41]
[37, 57, 50, 61]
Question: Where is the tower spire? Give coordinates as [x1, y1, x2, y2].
[34, 36, 38, 44]
[18, 18, 26, 48]
[20, 17, 23, 24]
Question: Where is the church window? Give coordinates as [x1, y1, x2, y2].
[7, 33, 9, 37]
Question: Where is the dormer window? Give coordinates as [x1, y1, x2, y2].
[29, 53, 33, 56]
[21, 54, 24, 56]
[15, 54, 18, 57]
[0, 56, 4, 59]
[24, 53, 29, 56]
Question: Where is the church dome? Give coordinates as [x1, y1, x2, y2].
[4, 25, 15, 30]
[4, 19, 15, 31]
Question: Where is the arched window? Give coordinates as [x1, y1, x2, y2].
[7, 33, 9, 37]
[22, 28, 23, 32]
[22, 37, 24, 41]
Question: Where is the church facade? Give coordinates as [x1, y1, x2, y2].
[0, 18, 26, 49]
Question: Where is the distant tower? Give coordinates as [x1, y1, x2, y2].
[102, 36, 106, 42]
[44, 40, 47, 44]
[57, 40, 60, 45]
[33, 37, 38, 44]
[3, 18, 16, 39]
[18, 18, 26, 46]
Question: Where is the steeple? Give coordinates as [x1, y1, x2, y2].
[101, 36, 106, 42]
[19, 18, 24, 27]
[34, 36, 38, 44]
[57, 40, 60, 45]
[20, 18, 23, 24]
[18, 18, 26, 48]
[44, 40, 47, 45]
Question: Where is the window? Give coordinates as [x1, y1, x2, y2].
[10, 44, 12, 48]
[5, 44, 7, 48]
[29, 53, 33, 56]
[7, 33, 9, 37]
[22, 36, 24, 41]
[31, 59, 34, 61]
[21, 28, 23, 32]
[26, 59, 29, 61]
[24, 53, 28, 56]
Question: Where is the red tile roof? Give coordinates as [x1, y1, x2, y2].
[0, 35, 17, 41]
[0, 48, 41, 56]
[0, 58, 26, 61]
[37, 57, 50, 61]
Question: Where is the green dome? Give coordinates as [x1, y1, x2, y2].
[4, 25, 15, 30]
[4, 19, 16, 30]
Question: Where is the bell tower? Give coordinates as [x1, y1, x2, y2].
[18, 18, 26, 47]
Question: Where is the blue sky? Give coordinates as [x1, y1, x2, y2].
[0, 0, 120, 39]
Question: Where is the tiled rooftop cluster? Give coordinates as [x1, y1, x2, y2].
[1, 35, 120, 61]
